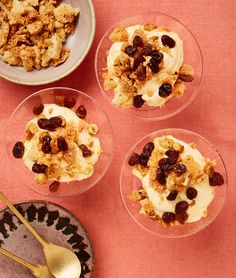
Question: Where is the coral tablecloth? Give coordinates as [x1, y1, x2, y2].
[0, 0, 235, 277]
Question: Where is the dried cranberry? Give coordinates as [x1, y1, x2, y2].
[79, 144, 92, 157]
[159, 83, 172, 97]
[178, 74, 194, 82]
[175, 201, 189, 214]
[176, 211, 188, 224]
[186, 187, 198, 200]
[150, 50, 163, 63]
[138, 153, 149, 167]
[64, 97, 76, 108]
[162, 212, 176, 224]
[209, 172, 224, 186]
[33, 104, 44, 115]
[41, 144, 52, 154]
[38, 118, 49, 130]
[76, 105, 87, 119]
[167, 190, 178, 201]
[124, 45, 137, 56]
[148, 58, 159, 73]
[133, 36, 143, 47]
[165, 149, 179, 162]
[128, 153, 140, 166]
[12, 141, 25, 158]
[32, 163, 48, 173]
[136, 64, 146, 81]
[133, 95, 145, 108]
[156, 168, 166, 185]
[173, 163, 187, 175]
[57, 136, 68, 151]
[49, 181, 60, 193]
[158, 158, 172, 172]
[132, 53, 145, 70]
[49, 116, 62, 128]
[143, 142, 155, 153]
[42, 135, 51, 145]
[142, 43, 153, 56]
[161, 35, 176, 48]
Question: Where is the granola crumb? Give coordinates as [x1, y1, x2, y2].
[109, 26, 128, 42]
[0, 0, 80, 71]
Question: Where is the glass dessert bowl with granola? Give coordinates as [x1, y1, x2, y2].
[95, 13, 203, 119]
[5, 88, 114, 197]
[120, 129, 227, 237]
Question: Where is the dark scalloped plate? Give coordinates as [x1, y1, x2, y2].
[0, 200, 94, 277]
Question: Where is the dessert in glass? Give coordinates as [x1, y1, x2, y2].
[120, 129, 227, 237]
[95, 13, 203, 119]
[6, 88, 114, 197]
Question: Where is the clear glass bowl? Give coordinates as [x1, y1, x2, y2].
[95, 12, 203, 120]
[120, 129, 227, 237]
[5, 87, 114, 197]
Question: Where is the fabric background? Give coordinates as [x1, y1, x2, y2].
[0, 0, 235, 277]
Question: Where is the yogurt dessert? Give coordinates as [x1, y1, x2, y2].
[103, 24, 194, 108]
[128, 135, 224, 227]
[12, 97, 101, 186]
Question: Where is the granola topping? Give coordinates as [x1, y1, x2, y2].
[13, 102, 101, 185]
[0, 0, 79, 71]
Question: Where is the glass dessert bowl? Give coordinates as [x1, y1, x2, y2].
[5, 87, 114, 197]
[120, 129, 227, 237]
[95, 12, 203, 120]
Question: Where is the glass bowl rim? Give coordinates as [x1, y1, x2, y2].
[119, 127, 228, 238]
[4, 86, 115, 198]
[95, 11, 204, 121]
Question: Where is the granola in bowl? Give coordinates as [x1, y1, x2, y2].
[0, 0, 79, 71]
[128, 135, 224, 227]
[12, 97, 101, 185]
[103, 24, 194, 109]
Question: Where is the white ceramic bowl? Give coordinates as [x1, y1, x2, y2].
[0, 0, 95, 85]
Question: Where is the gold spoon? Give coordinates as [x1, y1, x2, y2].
[0, 192, 81, 278]
[0, 247, 54, 278]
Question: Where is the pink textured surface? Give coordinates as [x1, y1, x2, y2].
[0, 0, 235, 277]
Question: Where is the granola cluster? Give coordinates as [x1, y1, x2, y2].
[104, 24, 194, 108]
[12, 97, 101, 185]
[0, 0, 79, 71]
[128, 135, 224, 227]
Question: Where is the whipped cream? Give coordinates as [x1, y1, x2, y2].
[23, 104, 101, 183]
[133, 136, 215, 223]
[107, 25, 184, 107]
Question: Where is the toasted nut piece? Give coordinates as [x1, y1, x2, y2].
[144, 23, 157, 31]
[173, 142, 184, 153]
[159, 136, 174, 149]
[27, 21, 43, 35]
[179, 64, 194, 82]
[173, 80, 186, 98]
[88, 124, 98, 135]
[35, 173, 48, 184]
[204, 159, 216, 176]
[189, 143, 197, 149]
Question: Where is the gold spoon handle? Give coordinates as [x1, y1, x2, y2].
[0, 247, 38, 272]
[0, 192, 48, 247]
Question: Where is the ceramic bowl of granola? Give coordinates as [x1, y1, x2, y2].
[120, 129, 227, 237]
[95, 12, 203, 120]
[5, 87, 114, 197]
[0, 0, 95, 85]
